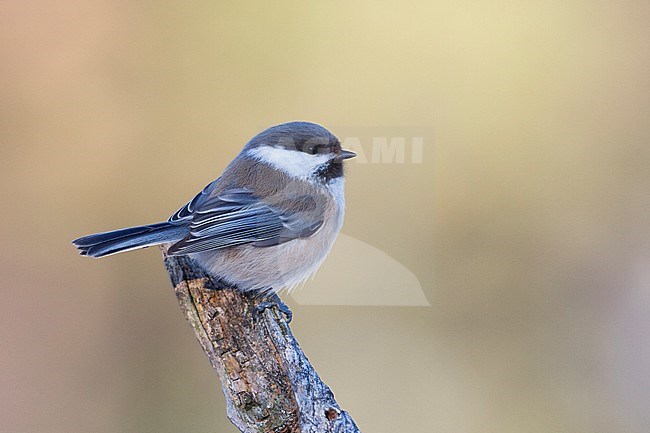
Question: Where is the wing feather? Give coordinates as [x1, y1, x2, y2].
[166, 188, 323, 255]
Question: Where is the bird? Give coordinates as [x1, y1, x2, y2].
[72, 121, 356, 294]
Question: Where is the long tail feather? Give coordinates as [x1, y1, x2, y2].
[72, 222, 188, 258]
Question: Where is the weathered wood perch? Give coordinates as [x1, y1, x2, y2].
[163, 251, 361, 433]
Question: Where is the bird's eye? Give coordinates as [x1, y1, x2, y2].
[302, 139, 332, 155]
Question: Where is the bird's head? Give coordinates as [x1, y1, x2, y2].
[244, 121, 356, 182]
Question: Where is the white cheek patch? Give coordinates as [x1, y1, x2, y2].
[248, 146, 332, 179]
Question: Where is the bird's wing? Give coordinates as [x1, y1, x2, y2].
[166, 188, 324, 255]
[168, 178, 220, 222]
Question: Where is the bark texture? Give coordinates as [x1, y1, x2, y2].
[163, 252, 361, 433]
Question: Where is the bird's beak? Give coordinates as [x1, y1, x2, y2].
[333, 149, 357, 162]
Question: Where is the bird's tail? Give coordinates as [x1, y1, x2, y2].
[72, 222, 188, 258]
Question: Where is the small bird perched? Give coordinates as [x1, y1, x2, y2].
[73, 121, 356, 294]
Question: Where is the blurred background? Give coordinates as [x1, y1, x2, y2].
[1, 1, 649, 432]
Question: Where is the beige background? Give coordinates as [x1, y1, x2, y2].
[1, 2, 649, 432]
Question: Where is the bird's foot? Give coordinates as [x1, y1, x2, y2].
[254, 292, 293, 323]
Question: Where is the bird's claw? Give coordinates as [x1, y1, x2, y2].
[254, 293, 293, 323]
